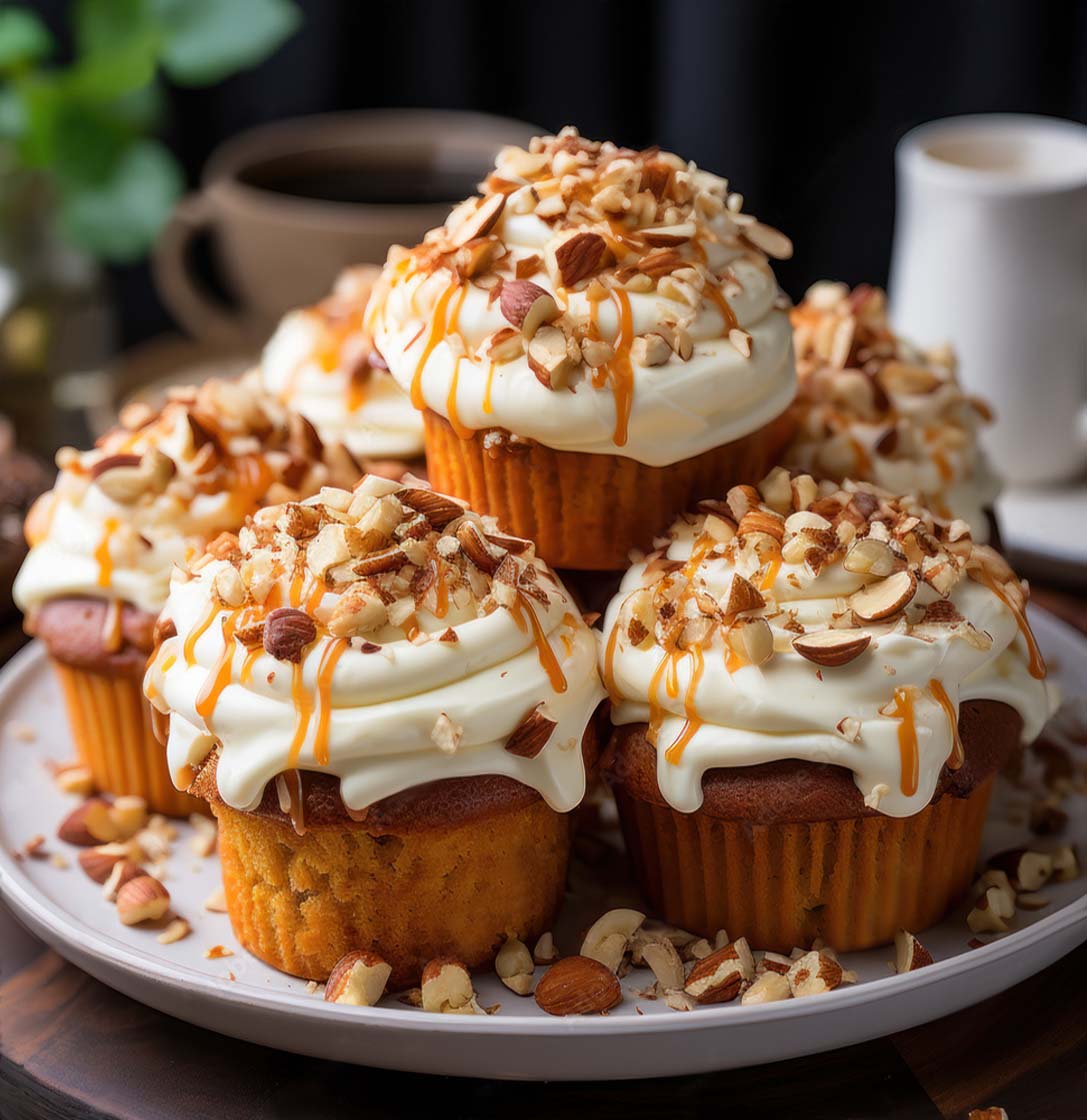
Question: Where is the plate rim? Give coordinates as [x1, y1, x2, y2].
[2, 618, 1085, 1041]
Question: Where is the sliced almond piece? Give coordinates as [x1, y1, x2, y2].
[988, 848, 1053, 892]
[787, 950, 843, 997]
[843, 537, 907, 578]
[324, 949, 392, 1006]
[893, 929, 933, 972]
[420, 957, 480, 1014]
[116, 875, 170, 925]
[495, 938, 535, 996]
[448, 193, 505, 247]
[741, 972, 791, 1005]
[792, 629, 872, 668]
[580, 908, 645, 973]
[848, 570, 918, 622]
[505, 705, 557, 759]
[684, 938, 755, 1004]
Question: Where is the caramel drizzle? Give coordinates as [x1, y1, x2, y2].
[432, 560, 449, 618]
[286, 661, 315, 768]
[704, 283, 738, 333]
[239, 645, 262, 685]
[929, 678, 964, 771]
[411, 281, 460, 410]
[592, 289, 635, 447]
[313, 638, 349, 766]
[759, 554, 782, 592]
[184, 603, 219, 666]
[94, 518, 119, 588]
[509, 593, 567, 693]
[174, 762, 196, 790]
[664, 644, 705, 765]
[602, 621, 621, 702]
[345, 369, 369, 413]
[195, 613, 238, 723]
[972, 570, 1046, 680]
[482, 360, 496, 415]
[278, 770, 306, 836]
[889, 686, 920, 797]
[932, 448, 954, 483]
[446, 356, 475, 439]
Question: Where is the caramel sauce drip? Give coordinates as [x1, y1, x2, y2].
[174, 762, 195, 789]
[594, 289, 635, 447]
[239, 645, 261, 685]
[889, 686, 920, 797]
[345, 369, 369, 413]
[724, 643, 746, 674]
[664, 644, 705, 765]
[432, 560, 449, 618]
[482, 361, 496, 415]
[646, 651, 671, 747]
[279, 770, 306, 836]
[195, 614, 238, 722]
[602, 622, 621, 702]
[160, 653, 176, 673]
[446, 356, 475, 439]
[704, 283, 738, 333]
[402, 613, 421, 642]
[313, 638, 349, 766]
[759, 553, 782, 592]
[94, 518, 119, 588]
[510, 593, 568, 693]
[303, 578, 327, 615]
[929, 678, 964, 771]
[932, 448, 954, 483]
[411, 282, 460, 410]
[288, 568, 306, 608]
[183, 603, 219, 666]
[973, 570, 1046, 680]
[286, 661, 314, 768]
[101, 599, 123, 654]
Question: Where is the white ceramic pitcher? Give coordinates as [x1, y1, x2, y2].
[889, 114, 1087, 486]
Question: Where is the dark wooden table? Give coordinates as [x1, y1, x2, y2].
[3, 589, 1085, 1120]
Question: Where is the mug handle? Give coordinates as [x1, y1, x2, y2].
[152, 193, 247, 345]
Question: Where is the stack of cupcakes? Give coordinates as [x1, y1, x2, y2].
[15, 378, 360, 815]
[17, 125, 1058, 999]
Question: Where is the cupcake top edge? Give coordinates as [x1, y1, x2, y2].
[254, 266, 425, 462]
[13, 378, 361, 618]
[144, 474, 605, 816]
[368, 125, 797, 466]
[787, 281, 1000, 541]
[600, 468, 1053, 819]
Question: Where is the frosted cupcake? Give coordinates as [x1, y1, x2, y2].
[14, 379, 360, 815]
[369, 126, 797, 570]
[144, 476, 604, 986]
[253, 266, 425, 475]
[600, 469, 1050, 950]
[788, 282, 1000, 540]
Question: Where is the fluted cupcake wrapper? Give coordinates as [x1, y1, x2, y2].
[422, 410, 797, 571]
[612, 778, 994, 952]
[213, 797, 572, 989]
[51, 659, 204, 819]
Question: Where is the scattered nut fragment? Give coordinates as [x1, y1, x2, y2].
[741, 972, 792, 1005]
[324, 949, 392, 1006]
[533, 931, 559, 965]
[1015, 892, 1051, 911]
[534, 956, 622, 1016]
[157, 918, 192, 945]
[967, 885, 1015, 934]
[116, 875, 170, 925]
[495, 937, 535, 996]
[58, 799, 119, 846]
[104, 858, 144, 906]
[684, 938, 755, 1004]
[848, 570, 917, 621]
[54, 763, 95, 797]
[787, 951, 844, 997]
[189, 814, 217, 857]
[988, 849, 1053, 891]
[631, 333, 672, 367]
[78, 846, 128, 884]
[421, 958, 482, 1014]
[205, 945, 234, 959]
[662, 989, 697, 1012]
[639, 937, 685, 993]
[792, 629, 871, 668]
[109, 795, 148, 840]
[1050, 845, 1080, 882]
[580, 908, 645, 973]
[499, 280, 560, 338]
[756, 951, 793, 976]
[894, 929, 934, 973]
[204, 887, 228, 913]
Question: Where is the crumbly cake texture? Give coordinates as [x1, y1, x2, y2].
[254, 265, 426, 465]
[144, 474, 604, 818]
[788, 282, 1000, 539]
[601, 467, 1050, 819]
[368, 126, 799, 569]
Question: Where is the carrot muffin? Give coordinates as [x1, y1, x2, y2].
[252, 266, 425, 478]
[14, 379, 360, 815]
[788, 281, 1000, 541]
[368, 126, 798, 570]
[599, 469, 1051, 950]
[143, 475, 604, 987]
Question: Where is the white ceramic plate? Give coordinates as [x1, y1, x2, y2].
[1, 612, 1084, 1082]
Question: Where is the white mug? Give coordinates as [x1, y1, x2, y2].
[889, 114, 1087, 486]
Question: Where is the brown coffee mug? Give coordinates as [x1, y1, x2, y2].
[154, 109, 537, 344]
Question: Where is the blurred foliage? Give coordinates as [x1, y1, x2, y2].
[0, 0, 300, 262]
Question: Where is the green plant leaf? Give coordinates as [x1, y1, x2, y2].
[74, 0, 153, 57]
[0, 9, 54, 72]
[58, 138, 182, 262]
[153, 0, 300, 86]
[66, 27, 161, 102]
[0, 88, 27, 141]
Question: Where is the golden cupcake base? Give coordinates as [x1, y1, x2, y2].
[213, 795, 572, 989]
[612, 778, 994, 952]
[52, 659, 204, 819]
[422, 410, 797, 570]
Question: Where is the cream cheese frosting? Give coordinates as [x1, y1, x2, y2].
[144, 476, 604, 816]
[788, 282, 1000, 541]
[14, 379, 360, 618]
[369, 127, 796, 466]
[600, 470, 1052, 818]
[253, 266, 424, 462]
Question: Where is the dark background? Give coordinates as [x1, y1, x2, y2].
[31, 0, 1087, 347]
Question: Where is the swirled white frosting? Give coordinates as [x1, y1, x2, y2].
[600, 476, 1052, 818]
[788, 282, 1000, 541]
[14, 380, 358, 617]
[370, 128, 796, 466]
[144, 478, 604, 813]
[254, 268, 424, 462]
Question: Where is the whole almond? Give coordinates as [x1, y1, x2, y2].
[116, 875, 170, 925]
[89, 453, 142, 479]
[792, 629, 872, 668]
[262, 608, 317, 663]
[398, 488, 465, 529]
[499, 280, 560, 337]
[534, 956, 622, 1016]
[78, 847, 126, 883]
[553, 232, 606, 288]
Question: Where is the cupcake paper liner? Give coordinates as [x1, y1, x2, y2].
[52, 659, 203, 818]
[213, 795, 572, 988]
[422, 410, 796, 570]
[612, 777, 994, 951]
